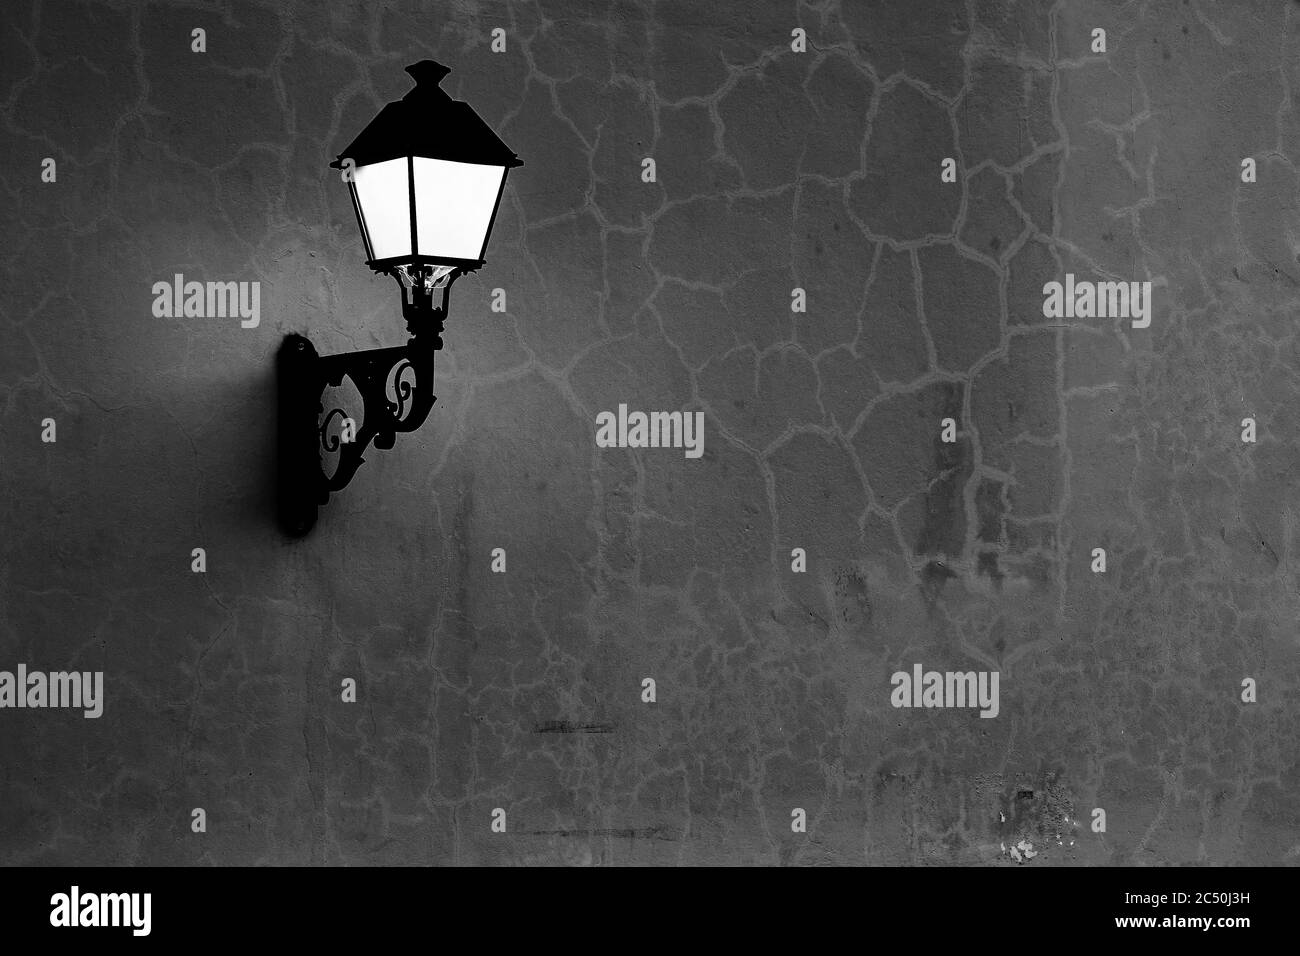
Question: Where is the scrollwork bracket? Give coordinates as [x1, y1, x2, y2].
[276, 270, 453, 535]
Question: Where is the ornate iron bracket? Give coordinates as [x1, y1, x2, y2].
[277, 268, 454, 536]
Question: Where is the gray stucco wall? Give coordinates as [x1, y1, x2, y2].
[1, 0, 1297, 865]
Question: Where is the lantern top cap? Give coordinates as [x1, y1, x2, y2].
[331, 59, 522, 170]
[405, 60, 451, 86]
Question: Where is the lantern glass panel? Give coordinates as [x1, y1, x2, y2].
[353, 158, 411, 261]
[413, 157, 505, 262]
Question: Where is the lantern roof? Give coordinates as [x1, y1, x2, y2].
[331, 60, 522, 170]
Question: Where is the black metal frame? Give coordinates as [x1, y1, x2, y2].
[276, 269, 453, 537]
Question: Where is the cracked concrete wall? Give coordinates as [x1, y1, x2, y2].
[1, 0, 1298, 865]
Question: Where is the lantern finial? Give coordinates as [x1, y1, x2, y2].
[404, 60, 451, 89]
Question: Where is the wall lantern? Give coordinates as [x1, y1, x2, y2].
[277, 60, 521, 536]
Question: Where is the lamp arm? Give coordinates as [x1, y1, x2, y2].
[316, 335, 437, 493]
[276, 276, 451, 536]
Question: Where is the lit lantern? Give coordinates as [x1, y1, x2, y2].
[334, 60, 522, 294]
